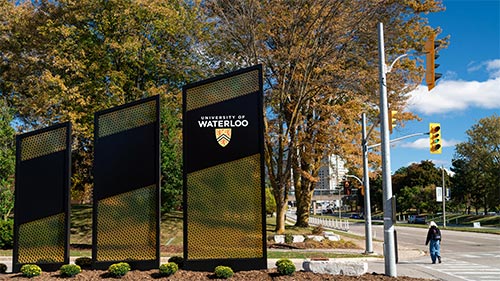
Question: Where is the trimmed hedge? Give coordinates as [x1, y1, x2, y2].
[108, 262, 131, 277]
[214, 265, 234, 279]
[276, 258, 295, 276]
[59, 264, 82, 277]
[20, 264, 42, 277]
[159, 262, 178, 276]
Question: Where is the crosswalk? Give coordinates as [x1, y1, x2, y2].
[419, 257, 500, 281]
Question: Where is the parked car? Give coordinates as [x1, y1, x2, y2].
[408, 215, 426, 224]
[349, 214, 363, 219]
[322, 208, 335, 215]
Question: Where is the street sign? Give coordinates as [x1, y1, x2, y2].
[436, 186, 443, 202]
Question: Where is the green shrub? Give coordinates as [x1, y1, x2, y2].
[214, 265, 234, 279]
[159, 262, 178, 276]
[284, 233, 293, 244]
[108, 262, 130, 277]
[0, 263, 7, 273]
[74, 257, 92, 269]
[59, 264, 81, 277]
[275, 258, 295, 276]
[0, 219, 13, 249]
[167, 256, 184, 268]
[20, 264, 42, 277]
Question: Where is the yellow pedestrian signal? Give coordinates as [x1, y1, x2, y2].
[425, 32, 442, 91]
[429, 123, 442, 154]
[389, 110, 397, 134]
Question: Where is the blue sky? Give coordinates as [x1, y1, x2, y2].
[389, 0, 500, 173]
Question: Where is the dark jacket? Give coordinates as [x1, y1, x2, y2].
[425, 226, 442, 245]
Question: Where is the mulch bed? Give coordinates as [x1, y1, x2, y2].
[0, 269, 433, 280]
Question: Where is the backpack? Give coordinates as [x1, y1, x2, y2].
[432, 228, 441, 240]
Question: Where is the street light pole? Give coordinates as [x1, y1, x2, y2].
[442, 166, 446, 228]
[377, 22, 397, 277]
[362, 113, 374, 254]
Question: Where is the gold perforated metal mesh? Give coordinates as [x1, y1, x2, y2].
[185, 69, 259, 111]
[17, 213, 65, 264]
[20, 127, 67, 161]
[187, 154, 263, 260]
[96, 185, 156, 261]
[97, 99, 157, 138]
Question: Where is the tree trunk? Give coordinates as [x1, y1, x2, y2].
[295, 177, 314, 227]
[295, 190, 313, 227]
[275, 200, 287, 234]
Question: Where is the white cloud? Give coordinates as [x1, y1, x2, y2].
[407, 59, 500, 115]
[399, 137, 460, 150]
[485, 59, 500, 78]
[468, 59, 500, 78]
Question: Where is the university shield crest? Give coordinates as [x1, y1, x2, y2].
[215, 128, 231, 147]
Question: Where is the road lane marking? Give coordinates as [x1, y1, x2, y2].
[418, 258, 500, 281]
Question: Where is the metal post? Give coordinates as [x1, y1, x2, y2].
[378, 22, 397, 277]
[442, 166, 446, 227]
[337, 156, 341, 219]
[362, 113, 374, 254]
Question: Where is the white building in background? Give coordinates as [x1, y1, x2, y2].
[315, 154, 348, 190]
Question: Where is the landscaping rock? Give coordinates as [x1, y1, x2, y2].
[303, 260, 368, 276]
[307, 235, 324, 242]
[274, 235, 285, 243]
[292, 235, 305, 243]
[324, 231, 340, 241]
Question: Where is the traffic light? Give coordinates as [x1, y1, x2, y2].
[425, 32, 442, 91]
[429, 123, 442, 154]
[389, 110, 397, 134]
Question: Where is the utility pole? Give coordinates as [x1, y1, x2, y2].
[442, 166, 446, 227]
[336, 156, 342, 219]
[377, 22, 397, 277]
[361, 113, 373, 254]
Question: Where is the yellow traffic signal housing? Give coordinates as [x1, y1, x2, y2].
[389, 110, 397, 134]
[425, 32, 442, 91]
[429, 123, 442, 154]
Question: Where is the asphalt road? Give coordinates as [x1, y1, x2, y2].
[349, 222, 500, 281]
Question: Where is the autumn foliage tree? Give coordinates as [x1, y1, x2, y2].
[205, 0, 444, 231]
[0, 0, 209, 207]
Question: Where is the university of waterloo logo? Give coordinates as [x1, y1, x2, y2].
[215, 128, 232, 147]
[198, 115, 249, 148]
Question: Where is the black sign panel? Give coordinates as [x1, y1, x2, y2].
[92, 95, 160, 270]
[183, 65, 267, 271]
[13, 122, 71, 272]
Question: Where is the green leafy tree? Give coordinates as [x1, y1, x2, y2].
[453, 114, 500, 213]
[450, 159, 475, 214]
[265, 187, 277, 216]
[0, 99, 15, 221]
[160, 96, 183, 213]
[392, 161, 450, 214]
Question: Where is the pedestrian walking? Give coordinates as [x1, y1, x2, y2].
[425, 221, 442, 264]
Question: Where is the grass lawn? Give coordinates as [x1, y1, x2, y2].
[1, 206, 365, 259]
[3, 205, 498, 259]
